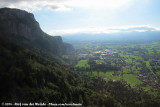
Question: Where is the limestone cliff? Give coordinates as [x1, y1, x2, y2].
[0, 8, 73, 57]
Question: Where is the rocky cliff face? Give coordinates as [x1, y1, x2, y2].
[0, 8, 73, 56]
[0, 8, 39, 39]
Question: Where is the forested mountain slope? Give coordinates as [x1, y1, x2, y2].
[0, 8, 73, 64]
[0, 35, 116, 106]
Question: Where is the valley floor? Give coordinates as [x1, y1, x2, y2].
[73, 41, 160, 97]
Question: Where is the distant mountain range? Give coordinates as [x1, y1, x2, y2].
[62, 31, 160, 43]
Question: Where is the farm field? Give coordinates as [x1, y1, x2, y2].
[75, 59, 90, 68]
[84, 71, 142, 87]
[123, 74, 143, 87]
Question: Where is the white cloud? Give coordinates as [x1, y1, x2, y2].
[46, 4, 72, 12]
[45, 25, 160, 35]
[65, 0, 131, 9]
[0, 0, 133, 12]
[0, 0, 71, 12]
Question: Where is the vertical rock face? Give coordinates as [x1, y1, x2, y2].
[0, 8, 39, 39]
[0, 8, 74, 56]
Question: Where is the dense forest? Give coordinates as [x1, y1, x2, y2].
[0, 35, 116, 106]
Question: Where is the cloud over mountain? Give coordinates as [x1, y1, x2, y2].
[47, 25, 160, 35]
[0, 0, 133, 12]
[0, 0, 71, 11]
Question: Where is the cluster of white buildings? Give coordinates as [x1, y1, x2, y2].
[93, 49, 118, 59]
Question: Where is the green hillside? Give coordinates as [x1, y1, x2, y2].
[0, 8, 74, 65]
[0, 35, 116, 106]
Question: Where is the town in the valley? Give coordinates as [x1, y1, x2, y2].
[74, 42, 160, 96]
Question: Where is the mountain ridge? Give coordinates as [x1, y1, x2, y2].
[62, 31, 160, 43]
[0, 7, 74, 63]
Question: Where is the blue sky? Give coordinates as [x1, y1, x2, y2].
[0, 0, 160, 35]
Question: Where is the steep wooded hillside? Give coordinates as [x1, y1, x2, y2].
[0, 8, 73, 63]
[0, 35, 116, 106]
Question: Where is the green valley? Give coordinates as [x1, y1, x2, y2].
[73, 41, 160, 98]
